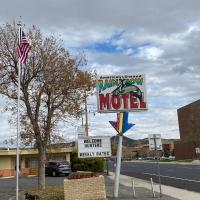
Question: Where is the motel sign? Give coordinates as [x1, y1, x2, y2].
[97, 74, 148, 112]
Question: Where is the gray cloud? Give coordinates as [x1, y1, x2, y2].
[0, 0, 200, 142]
[1, 0, 200, 35]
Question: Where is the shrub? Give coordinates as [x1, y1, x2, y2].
[68, 171, 97, 179]
[71, 150, 105, 172]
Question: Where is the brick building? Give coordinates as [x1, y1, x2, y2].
[122, 145, 151, 160]
[174, 100, 200, 160]
[122, 144, 165, 160]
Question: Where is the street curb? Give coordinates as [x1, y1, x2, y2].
[0, 176, 15, 179]
[0, 175, 37, 179]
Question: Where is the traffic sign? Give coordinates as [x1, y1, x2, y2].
[148, 134, 162, 151]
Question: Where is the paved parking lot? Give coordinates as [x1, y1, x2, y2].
[0, 176, 66, 200]
[1, 174, 189, 200]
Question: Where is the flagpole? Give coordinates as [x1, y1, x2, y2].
[16, 23, 21, 200]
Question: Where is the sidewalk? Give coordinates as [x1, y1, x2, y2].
[105, 172, 200, 200]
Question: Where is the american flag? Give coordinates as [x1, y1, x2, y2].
[17, 27, 31, 64]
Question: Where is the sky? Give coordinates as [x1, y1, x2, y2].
[0, 0, 200, 145]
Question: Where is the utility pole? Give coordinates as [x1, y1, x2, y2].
[84, 90, 89, 136]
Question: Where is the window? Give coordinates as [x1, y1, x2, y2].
[25, 158, 38, 168]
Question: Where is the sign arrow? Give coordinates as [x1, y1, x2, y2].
[109, 112, 134, 135]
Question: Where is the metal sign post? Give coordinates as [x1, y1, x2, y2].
[149, 134, 162, 198]
[154, 135, 162, 198]
[106, 158, 109, 176]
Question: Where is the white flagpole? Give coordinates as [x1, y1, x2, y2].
[16, 23, 21, 200]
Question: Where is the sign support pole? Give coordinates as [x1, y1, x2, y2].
[114, 134, 123, 198]
[106, 158, 109, 176]
[153, 134, 162, 198]
[110, 112, 134, 198]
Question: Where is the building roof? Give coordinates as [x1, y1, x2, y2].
[178, 99, 200, 111]
[0, 147, 73, 156]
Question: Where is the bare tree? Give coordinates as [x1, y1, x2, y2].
[0, 22, 94, 189]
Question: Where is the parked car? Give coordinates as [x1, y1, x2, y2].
[45, 160, 71, 177]
[145, 157, 154, 160]
[136, 157, 145, 160]
[168, 156, 175, 160]
[161, 156, 175, 161]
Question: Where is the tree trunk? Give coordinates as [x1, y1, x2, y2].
[38, 145, 46, 189]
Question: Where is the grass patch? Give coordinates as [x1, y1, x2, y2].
[159, 159, 175, 162]
[159, 158, 200, 163]
[177, 158, 200, 163]
[11, 186, 64, 200]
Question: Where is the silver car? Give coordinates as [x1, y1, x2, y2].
[45, 160, 71, 177]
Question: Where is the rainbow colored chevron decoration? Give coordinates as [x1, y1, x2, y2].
[109, 112, 134, 135]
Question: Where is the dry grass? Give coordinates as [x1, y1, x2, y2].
[10, 186, 64, 200]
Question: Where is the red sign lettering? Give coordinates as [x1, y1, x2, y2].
[111, 95, 121, 109]
[99, 94, 110, 110]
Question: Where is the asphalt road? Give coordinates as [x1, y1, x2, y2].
[0, 176, 66, 200]
[109, 161, 200, 193]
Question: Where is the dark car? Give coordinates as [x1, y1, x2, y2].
[45, 160, 71, 177]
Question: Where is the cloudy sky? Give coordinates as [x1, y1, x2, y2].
[0, 0, 200, 145]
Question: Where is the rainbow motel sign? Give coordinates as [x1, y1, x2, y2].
[97, 74, 148, 112]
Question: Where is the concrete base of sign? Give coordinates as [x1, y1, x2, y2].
[64, 175, 106, 200]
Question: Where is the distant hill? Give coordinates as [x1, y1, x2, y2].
[111, 136, 179, 147]
[111, 135, 148, 147]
